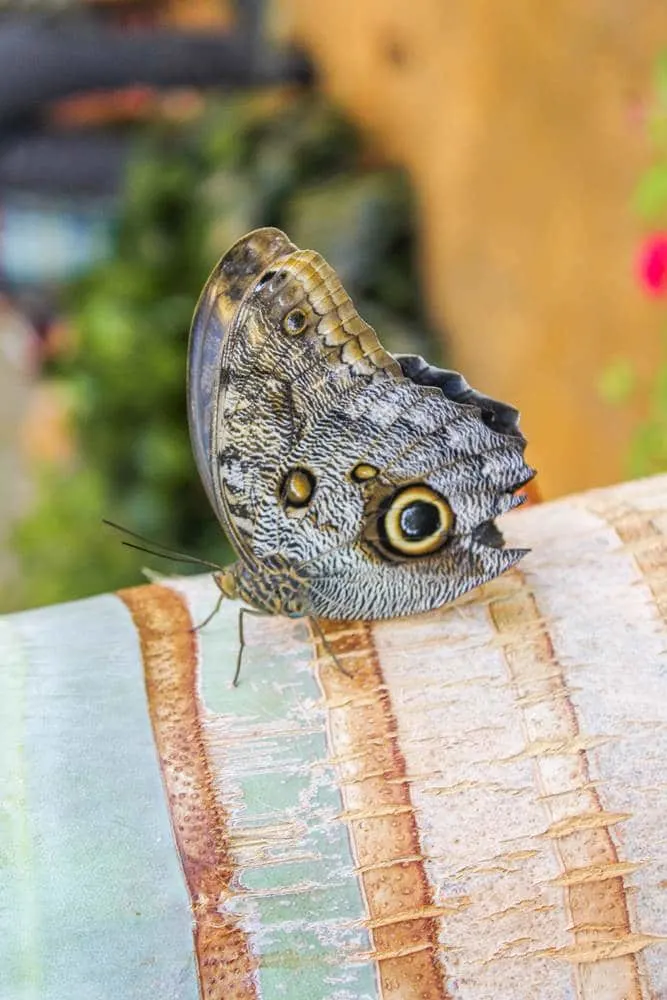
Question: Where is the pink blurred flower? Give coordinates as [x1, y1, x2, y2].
[637, 233, 667, 296]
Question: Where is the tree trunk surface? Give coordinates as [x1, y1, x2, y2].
[2, 474, 667, 998]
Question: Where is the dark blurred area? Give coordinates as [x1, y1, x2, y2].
[0, 0, 309, 315]
[0, 0, 436, 611]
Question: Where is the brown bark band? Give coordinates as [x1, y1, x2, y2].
[118, 584, 258, 1000]
[312, 618, 451, 1000]
[488, 571, 644, 1000]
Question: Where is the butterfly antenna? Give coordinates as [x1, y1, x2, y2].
[120, 540, 222, 570]
[102, 519, 223, 571]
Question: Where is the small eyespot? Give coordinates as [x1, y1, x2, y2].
[351, 462, 379, 483]
[255, 269, 276, 290]
[380, 484, 453, 557]
[280, 467, 315, 508]
[283, 308, 308, 336]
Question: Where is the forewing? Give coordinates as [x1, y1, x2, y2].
[187, 227, 401, 563]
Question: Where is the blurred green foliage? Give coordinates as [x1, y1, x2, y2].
[601, 54, 667, 479]
[8, 93, 435, 610]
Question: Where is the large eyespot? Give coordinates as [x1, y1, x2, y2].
[380, 485, 453, 557]
[280, 467, 315, 509]
[283, 308, 308, 336]
[350, 462, 379, 483]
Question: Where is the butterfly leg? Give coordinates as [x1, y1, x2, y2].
[234, 607, 268, 687]
[190, 592, 224, 633]
[309, 617, 353, 679]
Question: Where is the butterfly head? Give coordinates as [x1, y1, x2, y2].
[214, 568, 240, 601]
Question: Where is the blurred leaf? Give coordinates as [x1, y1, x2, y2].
[598, 358, 636, 405]
[285, 172, 412, 295]
[633, 166, 667, 221]
[628, 419, 667, 478]
[651, 362, 667, 417]
[655, 53, 667, 112]
[199, 171, 260, 264]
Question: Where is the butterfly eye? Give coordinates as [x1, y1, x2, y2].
[280, 467, 315, 508]
[283, 308, 308, 336]
[350, 462, 379, 482]
[381, 485, 454, 557]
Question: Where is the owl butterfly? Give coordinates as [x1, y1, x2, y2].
[188, 228, 534, 678]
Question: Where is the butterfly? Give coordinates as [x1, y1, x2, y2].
[188, 227, 534, 678]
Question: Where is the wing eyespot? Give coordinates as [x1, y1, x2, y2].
[380, 484, 454, 557]
[280, 467, 316, 509]
[350, 462, 379, 483]
[283, 308, 308, 336]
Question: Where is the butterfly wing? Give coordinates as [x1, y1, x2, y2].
[285, 367, 531, 619]
[188, 227, 400, 565]
[188, 228, 297, 530]
[188, 227, 534, 619]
